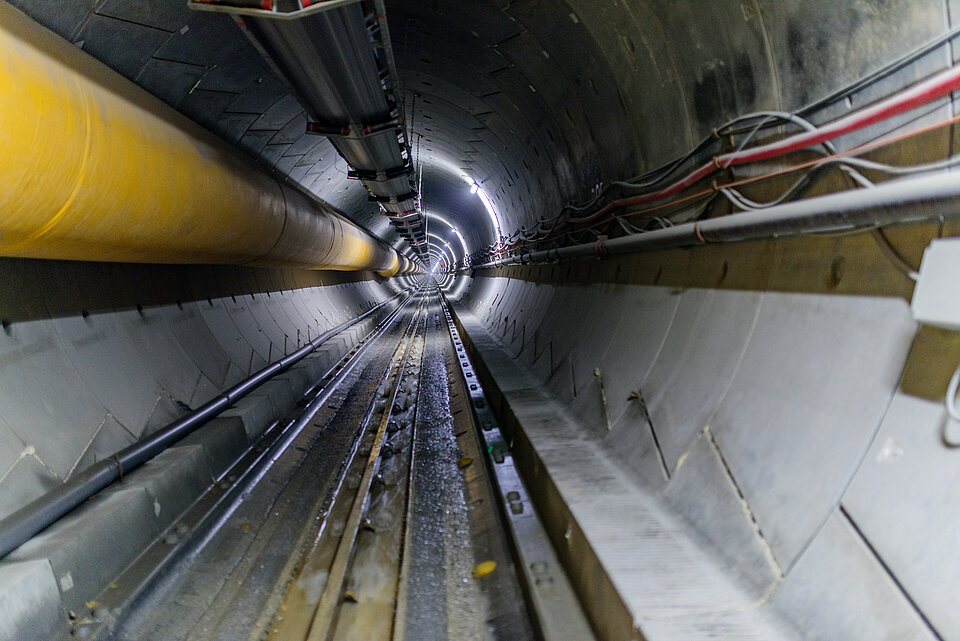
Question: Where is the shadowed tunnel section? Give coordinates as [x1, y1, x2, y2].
[2, 1, 960, 639]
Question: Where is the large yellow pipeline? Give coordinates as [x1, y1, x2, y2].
[398, 254, 423, 276]
[0, 3, 411, 275]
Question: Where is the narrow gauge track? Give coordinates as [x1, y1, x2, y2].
[100, 288, 427, 641]
[266, 290, 428, 641]
[263, 286, 539, 641]
[84, 284, 590, 641]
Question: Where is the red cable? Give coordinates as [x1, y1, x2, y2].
[567, 64, 960, 225]
[500, 108, 960, 257]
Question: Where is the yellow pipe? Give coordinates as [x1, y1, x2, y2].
[376, 251, 401, 278]
[402, 255, 424, 275]
[394, 254, 418, 275]
[0, 3, 400, 273]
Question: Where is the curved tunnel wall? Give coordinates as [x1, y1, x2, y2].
[3, 0, 951, 249]
[428, 3, 960, 638]
[2, 1, 960, 640]
[389, 0, 954, 247]
[0, 259, 399, 522]
[452, 246, 950, 638]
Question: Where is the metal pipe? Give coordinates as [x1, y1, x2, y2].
[0, 3, 401, 274]
[202, 0, 429, 255]
[477, 172, 960, 268]
[565, 65, 960, 227]
[0, 289, 410, 559]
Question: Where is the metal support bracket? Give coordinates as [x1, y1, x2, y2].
[348, 164, 414, 182]
[188, 0, 364, 20]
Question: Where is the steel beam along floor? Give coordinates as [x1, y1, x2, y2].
[98, 288, 544, 641]
[110, 294, 417, 641]
[398, 297, 534, 641]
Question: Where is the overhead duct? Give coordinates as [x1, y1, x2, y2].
[0, 3, 421, 276]
[191, 0, 429, 261]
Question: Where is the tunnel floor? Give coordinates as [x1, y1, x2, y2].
[82, 287, 564, 641]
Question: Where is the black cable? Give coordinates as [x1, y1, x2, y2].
[475, 23, 960, 261]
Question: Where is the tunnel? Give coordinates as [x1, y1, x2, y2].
[0, 0, 959, 639]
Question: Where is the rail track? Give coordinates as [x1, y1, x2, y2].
[75, 284, 593, 641]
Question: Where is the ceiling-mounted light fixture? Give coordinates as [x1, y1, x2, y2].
[469, 182, 479, 194]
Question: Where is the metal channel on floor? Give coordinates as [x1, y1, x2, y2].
[437, 286, 597, 641]
[265, 291, 428, 641]
[260, 286, 544, 640]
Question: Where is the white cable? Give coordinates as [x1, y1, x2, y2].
[946, 364, 960, 421]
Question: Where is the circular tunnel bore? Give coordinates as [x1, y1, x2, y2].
[1, 1, 960, 640]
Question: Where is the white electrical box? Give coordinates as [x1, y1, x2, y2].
[911, 238, 960, 330]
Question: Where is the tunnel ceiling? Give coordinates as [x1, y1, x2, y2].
[4, 0, 638, 262]
[386, 0, 637, 248]
[6, 0, 950, 264]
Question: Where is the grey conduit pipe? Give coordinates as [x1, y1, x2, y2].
[0, 289, 412, 559]
[475, 171, 960, 268]
[189, 0, 429, 257]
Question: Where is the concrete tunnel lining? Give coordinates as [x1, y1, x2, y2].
[1, 0, 960, 639]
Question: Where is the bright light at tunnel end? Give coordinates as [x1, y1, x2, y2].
[424, 212, 468, 264]
[421, 159, 504, 255]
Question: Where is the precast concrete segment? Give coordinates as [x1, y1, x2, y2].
[0, 2, 407, 275]
[0, 289, 410, 562]
[446, 300, 800, 641]
[0, 298, 408, 640]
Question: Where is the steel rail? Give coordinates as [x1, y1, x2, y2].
[304, 296, 425, 641]
[65, 288, 421, 641]
[0, 289, 413, 559]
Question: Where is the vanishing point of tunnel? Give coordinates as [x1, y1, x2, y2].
[0, 1, 959, 639]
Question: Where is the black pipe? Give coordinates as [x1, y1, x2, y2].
[0, 289, 410, 559]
